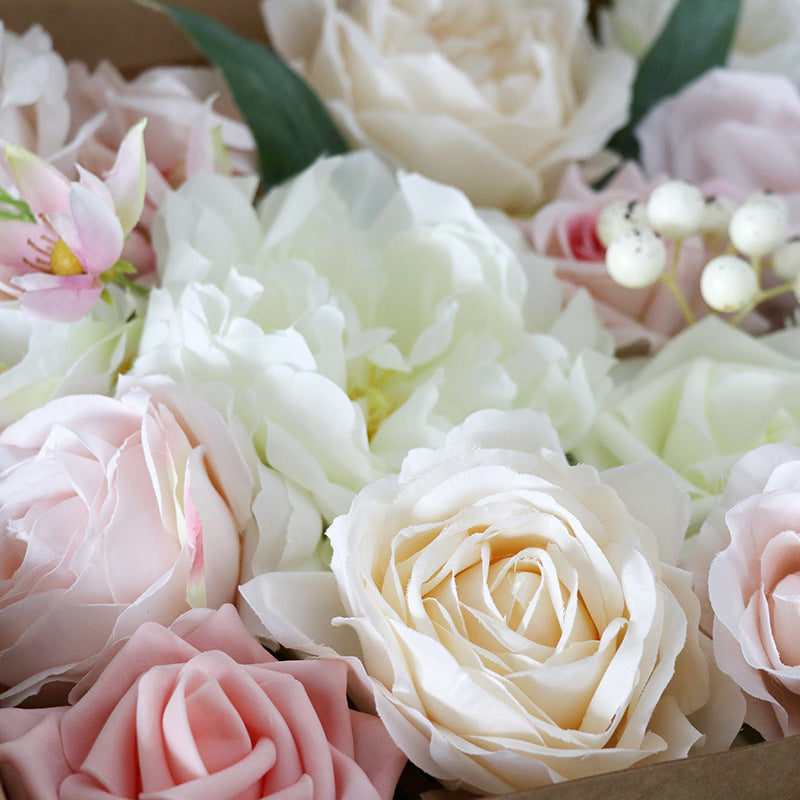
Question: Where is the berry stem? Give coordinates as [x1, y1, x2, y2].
[667, 238, 683, 279]
[730, 280, 796, 326]
[658, 238, 695, 325]
[751, 256, 763, 284]
[659, 272, 696, 326]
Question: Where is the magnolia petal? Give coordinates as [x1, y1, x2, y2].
[13, 273, 102, 322]
[49, 182, 124, 276]
[103, 119, 147, 236]
[4, 140, 70, 214]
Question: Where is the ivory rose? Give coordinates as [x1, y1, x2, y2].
[0, 377, 253, 706]
[0, 604, 407, 800]
[686, 444, 800, 740]
[325, 408, 744, 794]
[574, 318, 800, 534]
[261, 0, 635, 213]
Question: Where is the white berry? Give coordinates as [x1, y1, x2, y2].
[596, 199, 649, 247]
[772, 238, 800, 280]
[605, 229, 667, 289]
[646, 180, 705, 239]
[700, 255, 758, 312]
[729, 192, 788, 258]
[699, 195, 735, 237]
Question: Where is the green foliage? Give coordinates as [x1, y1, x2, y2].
[150, 2, 349, 190]
[608, 0, 742, 160]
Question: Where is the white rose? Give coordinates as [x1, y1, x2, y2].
[574, 318, 800, 534]
[261, 0, 635, 213]
[0, 23, 69, 163]
[323, 408, 743, 793]
[0, 22, 100, 180]
[133, 152, 612, 522]
[605, 0, 800, 85]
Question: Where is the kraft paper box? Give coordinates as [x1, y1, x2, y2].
[0, 1, 799, 799]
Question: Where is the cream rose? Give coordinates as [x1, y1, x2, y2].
[326, 408, 744, 794]
[0, 377, 253, 705]
[261, 0, 635, 213]
[686, 444, 800, 740]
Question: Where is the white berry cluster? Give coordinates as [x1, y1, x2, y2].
[598, 179, 800, 326]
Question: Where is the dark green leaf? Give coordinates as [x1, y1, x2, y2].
[146, 1, 349, 189]
[608, 0, 742, 160]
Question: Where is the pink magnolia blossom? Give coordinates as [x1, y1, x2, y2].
[0, 604, 406, 800]
[0, 118, 147, 322]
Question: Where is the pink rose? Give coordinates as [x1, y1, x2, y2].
[66, 61, 257, 230]
[0, 377, 253, 706]
[522, 163, 746, 352]
[636, 68, 800, 213]
[686, 443, 800, 739]
[0, 604, 406, 800]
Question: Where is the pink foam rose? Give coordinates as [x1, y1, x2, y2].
[522, 162, 747, 352]
[686, 443, 800, 739]
[636, 68, 800, 218]
[0, 604, 406, 800]
[0, 376, 253, 706]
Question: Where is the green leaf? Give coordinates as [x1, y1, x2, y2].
[0, 187, 34, 223]
[145, 1, 349, 190]
[608, 0, 742, 160]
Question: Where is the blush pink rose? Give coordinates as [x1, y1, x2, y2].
[66, 61, 257, 232]
[0, 376, 253, 706]
[636, 68, 800, 215]
[686, 443, 800, 740]
[522, 162, 746, 352]
[0, 604, 406, 800]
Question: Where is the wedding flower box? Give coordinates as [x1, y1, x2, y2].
[1, 2, 799, 799]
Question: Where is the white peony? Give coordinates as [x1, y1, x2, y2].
[0, 286, 143, 429]
[261, 0, 635, 213]
[133, 152, 613, 525]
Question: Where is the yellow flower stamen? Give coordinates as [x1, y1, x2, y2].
[349, 366, 401, 441]
[50, 239, 83, 276]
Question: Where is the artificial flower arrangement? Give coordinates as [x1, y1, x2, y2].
[0, 0, 799, 798]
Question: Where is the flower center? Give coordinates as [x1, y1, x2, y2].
[348, 366, 401, 441]
[50, 239, 84, 276]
